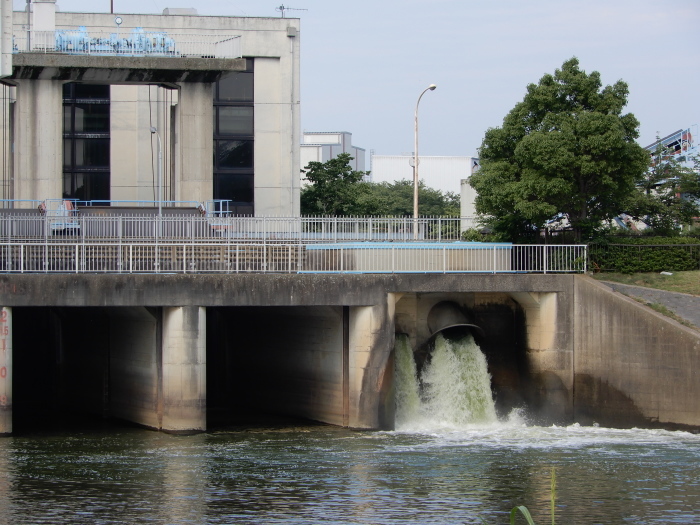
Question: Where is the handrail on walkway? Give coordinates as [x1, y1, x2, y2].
[0, 242, 587, 275]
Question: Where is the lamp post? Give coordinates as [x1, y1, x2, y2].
[413, 84, 436, 239]
[150, 126, 162, 217]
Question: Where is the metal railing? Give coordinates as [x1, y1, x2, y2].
[0, 242, 587, 274]
[14, 28, 241, 59]
[0, 215, 477, 243]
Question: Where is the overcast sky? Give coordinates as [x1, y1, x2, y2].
[15, 0, 700, 160]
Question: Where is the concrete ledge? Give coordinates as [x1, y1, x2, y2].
[9, 53, 247, 82]
[0, 273, 576, 307]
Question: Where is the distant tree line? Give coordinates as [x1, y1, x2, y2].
[300, 153, 460, 217]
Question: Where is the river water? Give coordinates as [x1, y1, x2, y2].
[1, 422, 699, 524]
[1, 334, 699, 524]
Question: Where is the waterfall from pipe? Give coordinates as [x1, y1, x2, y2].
[395, 332, 498, 429]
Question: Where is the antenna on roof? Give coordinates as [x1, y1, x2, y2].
[275, 5, 307, 18]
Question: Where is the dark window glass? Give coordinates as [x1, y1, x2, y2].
[217, 106, 253, 135]
[216, 140, 253, 169]
[217, 72, 253, 102]
[63, 139, 72, 168]
[73, 104, 110, 133]
[63, 172, 110, 202]
[214, 173, 254, 204]
[74, 139, 110, 167]
[73, 84, 110, 100]
[63, 83, 110, 202]
[63, 106, 72, 130]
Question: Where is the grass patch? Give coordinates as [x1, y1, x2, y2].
[631, 299, 697, 330]
[591, 271, 700, 296]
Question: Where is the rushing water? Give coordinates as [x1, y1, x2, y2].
[0, 334, 699, 524]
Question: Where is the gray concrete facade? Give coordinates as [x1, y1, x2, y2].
[2, 9, 301, 215]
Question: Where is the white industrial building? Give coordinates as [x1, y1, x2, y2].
[300, 131, 366, 175]
[369, 154, 478, 196]
[0, 0, 301, 216]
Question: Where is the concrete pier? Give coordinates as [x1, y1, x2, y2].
[162, 306, 206, 432]
[0, 307, 11, 435]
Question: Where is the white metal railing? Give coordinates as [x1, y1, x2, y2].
[14, 28, 241, 59]
[0, 242, 587, 274]
[0, 215, 477, 243]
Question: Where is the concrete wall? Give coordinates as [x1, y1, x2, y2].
[108, 307, 160, 429]
[212, 306, 346, 425]
[1, 274, 699, 433]
[574, 277, 700, 429]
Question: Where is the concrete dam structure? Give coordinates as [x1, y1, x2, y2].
[1, 273, 698, 435]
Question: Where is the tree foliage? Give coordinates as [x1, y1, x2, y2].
[363, 180, 460, 217]
[301, 153, 459, 216]
[300, 153, 373, 215]
[469, 58, 649, 241]
[624, 144, 700, 235]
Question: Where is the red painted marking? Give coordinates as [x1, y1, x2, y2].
[0, 367, 6, 378]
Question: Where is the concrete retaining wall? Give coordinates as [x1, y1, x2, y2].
[574, 277, 700, 429]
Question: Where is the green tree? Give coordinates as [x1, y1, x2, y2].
[301, 154, 460, 216]
[300, 153, 374, 215]
[625, 143, 700, 235]
[469, 58, 649, 242]
[362, 180, 460, 217]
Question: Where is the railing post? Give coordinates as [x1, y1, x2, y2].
[544, 245, 548, 274]
[75, 244, 79, 273]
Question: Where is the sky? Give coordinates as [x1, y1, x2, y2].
[14, 0, 700, 160]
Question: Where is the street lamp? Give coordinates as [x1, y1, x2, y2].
[413, 83, 436, 239]
[150, 126, 162, 217]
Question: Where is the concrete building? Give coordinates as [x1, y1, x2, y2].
[0, 1, 301, 216]
[370, 154, 478, 195]
[300, 131, 366, 176]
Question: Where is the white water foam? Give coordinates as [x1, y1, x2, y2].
[395, 332, 498, 431]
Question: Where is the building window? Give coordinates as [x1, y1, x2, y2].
[213, 59, 253, 215]
[63, 84, 110, 202]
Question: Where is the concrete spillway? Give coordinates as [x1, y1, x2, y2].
[1, 274, 699, 435]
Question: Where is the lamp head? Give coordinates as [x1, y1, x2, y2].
[428, 84, 437, 91]
[150, 127, 157, 134]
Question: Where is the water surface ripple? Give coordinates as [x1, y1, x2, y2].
[1, 423, 698, 524]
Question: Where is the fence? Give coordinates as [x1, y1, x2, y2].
[0, 215, 476, 244]
[0, 242, 587, 275]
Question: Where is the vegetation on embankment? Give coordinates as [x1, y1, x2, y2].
[591, 271, 700, 296]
